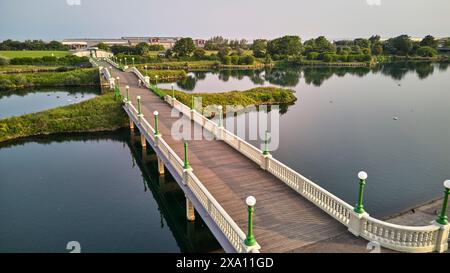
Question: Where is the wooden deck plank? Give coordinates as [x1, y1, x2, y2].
[110, 66, 348, 253]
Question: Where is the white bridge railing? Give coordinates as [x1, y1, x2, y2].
[123, 100, 258, 253]
[127, 65, 449, 253]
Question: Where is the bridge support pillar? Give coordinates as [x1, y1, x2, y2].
[186, 197, 195, 221]
[140, 134, 147, 148]
[348, 211, 368, 237]
[157, 157, 165, 175]
[433, 222, 450, 253]
[129, 117, 135, 130]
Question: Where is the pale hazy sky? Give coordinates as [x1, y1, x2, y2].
[0, 0, 449, 41]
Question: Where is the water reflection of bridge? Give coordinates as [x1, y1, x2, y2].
[127, 131, 222, 253]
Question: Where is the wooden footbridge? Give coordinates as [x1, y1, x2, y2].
[94, 58, 450, 253]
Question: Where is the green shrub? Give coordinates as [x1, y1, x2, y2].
[307, 52, 319, 60]
[164, 86, 297, 111]
[0, 68, 98, 90]
[0, 56, 9, 66]
[230, 55, 239, 65]
[9, 55, 89, 66]
[0, 92, 127, 143]
[239, 55, 255, 65]
[222, 56, 231, 65]
[416, 46, 437, 57]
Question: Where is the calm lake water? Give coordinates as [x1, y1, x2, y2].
[1, 62, 449, 252]
[161, 62, 450, 218]
[0, 87, 99, 118]
[0, 131, 220, 253]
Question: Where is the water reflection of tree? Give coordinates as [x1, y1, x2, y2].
[414, 63, 434, 79]
[174, 62, 448, 91]
[379, 62, 438, 81]
[176, 75, 197, 91]
[263, 68, 301, 87]
[0, 86, 100, 99]
[438, 62, 449, 71]
[192, 71, 207, 80]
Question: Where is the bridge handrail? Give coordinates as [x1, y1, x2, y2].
[127, 68, 449, 253]
[160, 94, 450, 253]
[185, 171, 250, 253]
[124, 98, 256, 253]
[105, 57, 120, 70]
[267, 156, 354, 225]
[360, 216, 441, 252]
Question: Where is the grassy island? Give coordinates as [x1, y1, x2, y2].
[0, 92, 127, 143]
[0, 68, 99, 90]
[154, 86, 297, 108]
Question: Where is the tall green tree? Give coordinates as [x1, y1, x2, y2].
[267, 36, 303, 58]
[172, 38, 196, 57]
[420, 35, 438, 49]
[313, 36, 335, 53]
[385, 35, 413, 56]
[135, 42, 150, 55]
[251, 39, 267, 58]
[96, 42, 110, 51]
[354, 38, 371, 49]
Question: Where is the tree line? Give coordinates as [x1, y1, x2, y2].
[249, 35, 449, 63]
[0, 39, 68, 51]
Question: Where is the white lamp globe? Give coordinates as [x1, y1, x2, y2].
[116, 76, 120, 80]
[137, 96, 141, 100]
[153, 111, 158, 116]
[125, 85, 129, 89]
[444, 180, 450, 189]
[171, 83, 174, 87]
[358, 171, 368, 180]
[246, 196, 256, 207]
[218, 105, 223, 110]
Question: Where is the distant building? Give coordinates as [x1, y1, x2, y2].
[148, 37, 180, 49]
[63, 37, 205, 51]
[194, 39, 206, 48]
[63, 38, 129, 50]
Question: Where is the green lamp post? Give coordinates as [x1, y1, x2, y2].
[244, 196, 257, 246]
[171, 83, 175, 100]
[436, 180, 450, 225]
[144, 65, 148, 76]
[115, 76, 120, 99]
[125, 85, 130, 102]
[190, 96, 194, 111]
[218, 105, 223, 127]
[354, 171, 368, 214]
[262, 130, 270, 155]
[183, 142, 191, 169]
[132, 57, 135, 67]
[124, 57, 127, 67]
[137, 96, 142, 116]
[153, 111, 160, 136]
[155, 75, 159, 86]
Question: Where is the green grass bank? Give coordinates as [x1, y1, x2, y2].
[0, 92, 128, 143]
[0, 68, 99, 90]
[152, 86, 297, 109]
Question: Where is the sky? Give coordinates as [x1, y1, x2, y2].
[0, 0, 449, 41]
